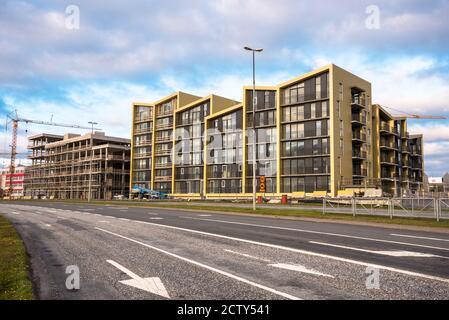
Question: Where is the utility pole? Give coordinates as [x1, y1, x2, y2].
[244, 46, 263, 211]
[88, 121, 98, 202]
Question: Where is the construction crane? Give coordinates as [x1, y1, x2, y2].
[382, 105, 447, 119]
[4, 110, 101, 197]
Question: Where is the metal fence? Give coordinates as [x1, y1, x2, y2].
[322, 197, 448, 221]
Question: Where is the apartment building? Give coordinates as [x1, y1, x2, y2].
[372, 105, 424, 196]
[0, 165, 26, 197]
[27, 132, 130, 200]
[130, 64, 425, 198]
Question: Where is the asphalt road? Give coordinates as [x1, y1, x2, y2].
[1, 201, 449, 300]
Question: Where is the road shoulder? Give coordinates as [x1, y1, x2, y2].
[0, 214, 34, 300]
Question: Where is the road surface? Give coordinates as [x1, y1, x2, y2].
[1, 201, 449, 300]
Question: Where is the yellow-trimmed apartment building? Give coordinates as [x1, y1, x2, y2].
[130, 64, 424, 199]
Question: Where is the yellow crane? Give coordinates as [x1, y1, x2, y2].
[382, 105, 447, 120]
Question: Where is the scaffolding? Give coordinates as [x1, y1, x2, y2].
[26, 132, 130, 200]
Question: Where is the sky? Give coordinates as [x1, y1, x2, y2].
[0, 0, 449, 176]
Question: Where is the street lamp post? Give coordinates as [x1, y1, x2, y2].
[87, 121, 98, 202]
[244, 46, 263, 211]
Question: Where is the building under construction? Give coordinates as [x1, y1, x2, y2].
[27, 132, 130, 200]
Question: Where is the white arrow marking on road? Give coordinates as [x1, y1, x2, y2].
[269, 263, 334, 278]
[310, 241, 448, 258]
[106, 260, 170, 298]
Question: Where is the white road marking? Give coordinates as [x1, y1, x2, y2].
[82, 212, 90, 215]
[147, 212, 159, 215]
[182, 217, 449, 252]
[125, 220, 449, 284]
[106, 260, 170, 298]
[43, 224, 52, 227]
[198, 214, 212, 217]
[391, 233, 449, 243]
[269, 263, 334, 278]
[98, 220, 110, 223]
[97, 228, 301, 300]
[148, 217, 163, 220]
[118, 218, 130, 221]
[82, 209, 95, 211]
[309, 241, 448, 259]
[11, 212, 20, 215]
[224, 249, 272, 263]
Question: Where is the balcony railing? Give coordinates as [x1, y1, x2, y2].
[155, 136, 172, 143]
[353, 168, 367, 176]
[154, 162, 172, 169]
[380, 123, 398, 135]
[380, 140, 397, 149]
[155, 122, 173, 130]
[352, 132, 366, 141]
[352, 150, 367, 159]
[351, 113, 367, 125]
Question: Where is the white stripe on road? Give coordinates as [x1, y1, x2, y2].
[269, 263, 334, 278]
[127, 219, 449, 284]
[96, 227, 300, 300]
[391, 233, 449, 243]
[148, 217, 163, 220]
[224, 249, 272, 263]
[11, 212, 20, 215]
[309, 241, 448, 259]
[182, 217, 449, 252]
[118, 218, 130, 221]
[198, 214, 212, 217]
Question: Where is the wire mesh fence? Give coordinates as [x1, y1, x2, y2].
[323, 197, 447, 221]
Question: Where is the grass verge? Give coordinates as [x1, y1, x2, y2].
[3, 199, 449, 229]
[0, 214, 34, 300]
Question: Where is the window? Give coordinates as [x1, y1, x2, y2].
[322, 101, 328, 117]
[264, 91, 270, 108]
[316, 77, 321, 99]
[221, 180, 226, 188]
[311, 103, 316, 119]
[298, 105, 304, 120]
[298, 123, 304, 138]
[316, 121, 321, 136]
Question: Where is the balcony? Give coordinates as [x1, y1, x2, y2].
[154, 162, 172, 169]
[353, 168, 367, 177]
[380, 123, 398, 136]
[380, 156, 397, 166]
[155, 122, 173, 130]
[351, 93, 366, 108]
[401, 145, 411, 153]
[134, 116, 152, 123]
[134, 140, 152, 147]
[155, 136, 172, 143]
[133, 152, 152, 159]
[380, 140, 397, 150]
[351, 113, 367, 126]
[155, 149, 172, 156]
[352, 149, 367, 160]
[156, 110, 173, 118]
[134, 128, 152, 134]
[352, 131, 366, 143]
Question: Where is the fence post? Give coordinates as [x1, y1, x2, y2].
[322, 197, 326, 215]
[390, 198, 394, 219]
[352, 197, 356, 217]
[435, 199, 440, 222]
